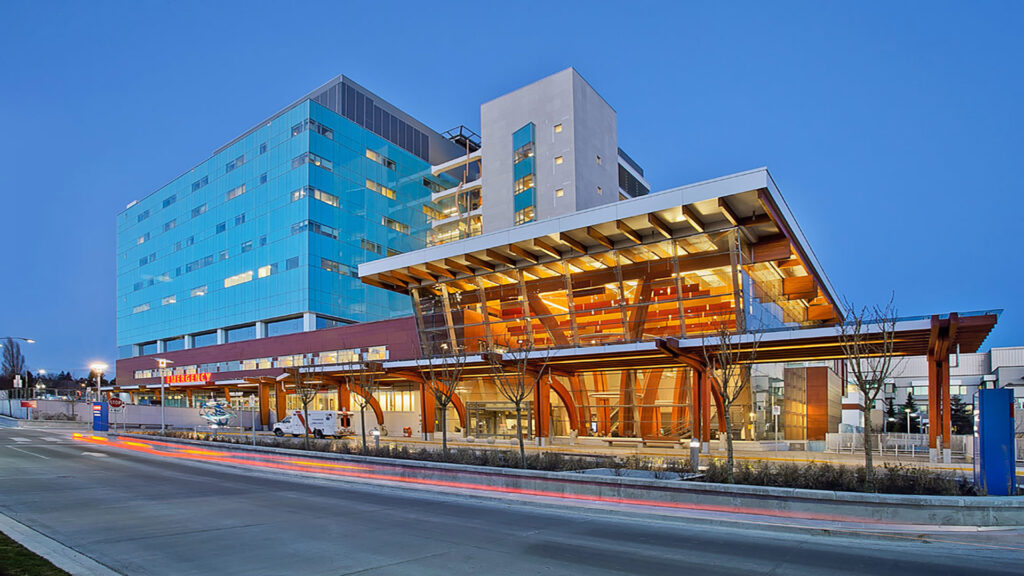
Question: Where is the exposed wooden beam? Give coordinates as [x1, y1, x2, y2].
[425, 262, 455, 279]
[508, 244, 539, 263]
[718, 199, 740, 227]
[407, 267, 435, 282]
[389, 270, 418, 285]
[485, 249, 515, 267]
[559, 233, 587, 254]
[534, 238, 562, 259]
[444, 258, 474, 276]
[681, 206, 705, 233]
[586, 226, 614, 249]
[648, 213, 672, 239]
[464, 254, 494, 272]
[616, 220, 643, 244]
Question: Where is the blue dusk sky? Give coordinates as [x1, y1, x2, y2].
[0, 1, 1020, 374]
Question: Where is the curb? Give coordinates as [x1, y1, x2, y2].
[0, 511, 121, 576]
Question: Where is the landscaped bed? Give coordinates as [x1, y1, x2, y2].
[139, 430, 981, 496]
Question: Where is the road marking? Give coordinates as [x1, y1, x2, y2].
[44, 437, 63, 442]
[9, 446, 49, 459]
[81, 452, 108, 457]
[11, 437, 31, 442]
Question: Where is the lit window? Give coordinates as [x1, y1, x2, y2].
[192, 176, 208, 192]
[361, 239, 382, 254]
[132, 303, 150, 314]
[553, 124, 562, 133]
[226, 184, 246, 201]
[554, 156, 563, 165]
[555, 188, 564, 197]
[292, 152, 332, 172]
[163, 219, 176, 232]
[365, 179, 396, 199]
[292, 186, 338, 207]
[191, 285, 208, 297]
[513, 142, 534, 163]
[162, 295, 176, 306]
[258, 264, 277, 278]
[321, 258, 341, 273]
[382, 216, 410, 234]
[514, 174, 534, 194]
[192, 203, 207, 218]
[225, 155, 245, 173]
[137, 210, 150, 223]
[224, 270, 254, 288]
[366, 148, 397, 170]
[219, 250, 229, 261]
[137, 233, 150, 245]
[514, 206, 535, 225]
[422, 204, 443, 220]
[386, 248, 401, 257]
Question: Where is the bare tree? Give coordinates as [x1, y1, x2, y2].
[483, 337, 550, 468]
[2, 338, 26, 379]
[701, 318, 764, 483]
[422, 341, 467, 459]
[348, 360, 382, 454]
[837, 296, 899, 487]
[289, 367, 325, 450]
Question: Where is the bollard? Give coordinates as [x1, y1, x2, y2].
[690, 438, 701, 473]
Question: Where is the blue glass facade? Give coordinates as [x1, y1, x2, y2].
[116, 78, 462, 357]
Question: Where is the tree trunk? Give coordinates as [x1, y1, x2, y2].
[440, 402, 448, 459]
[360, 405, 367, 454]
[862, 405, 875, 487]
[515, 404, 526, 468]
[723, 404, 735, 484]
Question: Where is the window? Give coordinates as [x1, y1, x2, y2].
[596, 155, 602, 165]
[235, 213, 246, 226]
[514, 206, 535, 225]
[381, 216, 409, 234]
[192, 176, 208, 192]
[224, 270, 254, 288]
[226, 184, 246, 201]
[137, 210, 150, 222]
[162, 195, 177, 208]
[291, 186, 338, 207]
[422, 178, 445, 194]
[191, 203, 208, 218]
[310, 119, 333, 139]
[259, 142, 267, 155]
[267, 318, 302, 337]
[185, 254, 214, 272]
[240, 240, 252, 253]
[138, 253, 155, 266]
[137, 232, 150, 245]
[162, 295, 176, 306]
[554, 156, 564, 165]
[553, 123, 563, 133]
[513, 142, 534, 163]
[597, 186, 603, 195]
[555, 188, 564, 197]
[226, 325, 255, 343]
[193, 332, 216, 347]
[290, 219, 338, 239]
[291, 121, 306, 136]
[191, 285, 208, 297]
[225, 154, 245, 173]
[216, 221, 226, 234]
[365, 178, 395, 199]
[422, 204, 443, 220]
[133, 281, 144, 291]
[361, 239, 382, 254]
[292, 152, 332, 171]
[164, 219, 177, 232]
[386, 248, 402, 257]
[366, 148, 396, 170]
[259, 235, 267, 247]
[132, 303, 150, 314]
[219, 249, 229, 261]
[514, 174, 534, 194]
[258, 263, 277, 278]
[321, 258, 340, 273]
[259, 173, 267, 185]
[285, 256, 299, 270]
[184, 235, 194, 247]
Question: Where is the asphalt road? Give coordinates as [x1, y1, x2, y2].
[0, 426, 1021, 575]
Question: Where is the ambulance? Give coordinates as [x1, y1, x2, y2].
[273, 410, 355, 439]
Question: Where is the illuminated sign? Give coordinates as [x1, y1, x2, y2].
[163, 373, 212, 384]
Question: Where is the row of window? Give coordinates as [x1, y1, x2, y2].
[321, 257, 357, 276]
[292, 152, 332, 172]
[131, 345, 388, 379]
[365, 178, 396, 199]
[365, 148, 396, 170]
[292, 118, 334, 140]
[291, 185, 339, 207]
[132, 260, 286, 314]
[291, 219, 338, 240]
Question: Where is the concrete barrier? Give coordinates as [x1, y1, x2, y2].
[113, 432, 1024, 527]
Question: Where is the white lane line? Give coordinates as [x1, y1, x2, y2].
[9, 446, 49, 459]
[81, 452, 108, 457]
[44, 437, 63, 442]
[11, 437, 31, 442]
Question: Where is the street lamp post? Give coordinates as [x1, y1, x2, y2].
[155, 358, 174, 435]
[89, 363, 108, 404]
[1, 337, 35, 406]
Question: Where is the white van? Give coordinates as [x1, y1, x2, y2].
[273, 410, 355, 439]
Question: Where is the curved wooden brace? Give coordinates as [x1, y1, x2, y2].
[547, 376, 580, 432]
[348, 382, 384, 427]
